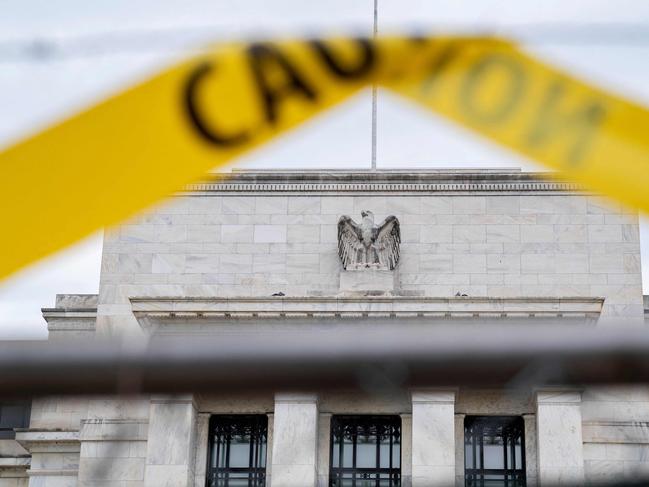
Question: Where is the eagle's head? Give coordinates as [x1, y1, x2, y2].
[361, 210, 374, 222]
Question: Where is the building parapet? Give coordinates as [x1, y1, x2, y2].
[184, 170, 588, 196]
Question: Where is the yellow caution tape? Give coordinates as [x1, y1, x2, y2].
[1, 36, 648, 280]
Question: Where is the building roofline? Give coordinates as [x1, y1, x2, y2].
[184, 170, 587, 195]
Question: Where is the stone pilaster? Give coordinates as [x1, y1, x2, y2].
[523, 413, 538, 487]
[411, 389, 456, 487]
[144, 395, 197, 487]
[270, 393, 318, 487]
[535, 390, 584, 486]
[15, 429, 79, 487]
[454, 413, 466, 487]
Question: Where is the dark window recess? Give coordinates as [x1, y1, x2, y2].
[464, 416, 526, 487]
[206, 415, 267, 487]
[0, 401, 30, 439]
[329, 415, 401, 487]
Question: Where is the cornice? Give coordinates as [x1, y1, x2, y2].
[182, 171, 587, 196]
[14, 429, 80, 453]
[131, 295, 603, 320]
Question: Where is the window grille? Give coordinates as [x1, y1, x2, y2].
[464, 416, 526, 487]
[329, 415, 401, 487]
[206, 415, 267, 487]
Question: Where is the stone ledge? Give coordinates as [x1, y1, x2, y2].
[15, 429, 80, 453]
[27, 469, 78, 477]
[80, 419, 148, 442]
[131, 296, 604, 320]
[0, 457, 30, 467]
[583, 421, 649, 444]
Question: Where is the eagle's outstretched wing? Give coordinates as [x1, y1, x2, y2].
[373, 215, 400, 270]
[337, 216, 363, 269]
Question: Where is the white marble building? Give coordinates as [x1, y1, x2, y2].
[1, 169, 648, 487]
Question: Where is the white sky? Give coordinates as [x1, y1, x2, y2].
[1, 0, 649, 338]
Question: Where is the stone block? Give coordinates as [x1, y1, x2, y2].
[152, 254, 185, 274]
[254, 225, 287, 243]
[186, 225, 221, 243]
[521, 254, 556, 274]
[319, 253, 340, 275]
[453, 225, 485, 243]
[521, 225, 554, 243]
[321, 196, 353, 215]
[622, 224, 640, 242]
[554, 224, 587, 242]
[339, 269, 396, 294]
[117, 254, 152, 274]
[185, 254, 219, 274]
[487, 254, 520, 274]
[288, 197, 321, 214]
[420, 254, 452, 273]
[587, 196, 621, 214]
[486, 225, 520, 243]
[219, 254, 252, 274]
[221, 225, 253, 243]
[589, 225, 622, 243]
[623, 254, 641, 273]
[222, 196, 255, 214]
[319, 224, 337, 243]
[486, 196, 520, 215]
[157, 225, 187, 243]
[421, 225, 453, 243]
[255, 197, 288, 214]
[352, 196, 387, 215]
[421, 197, 452, 215]
[288, 225, 320, 243]
[453, 254, 486, 274]
[253, 254, 286, 274]
[120, 225, 156, 243]
[452, 196, 485, 214]
[286, 254, 319, 274]
[554, 254, 589, 274]
[590, 254, 623, 273]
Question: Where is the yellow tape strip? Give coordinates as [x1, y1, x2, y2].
[1, 36, 648, 280]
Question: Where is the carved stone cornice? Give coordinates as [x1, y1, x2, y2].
[183, 170, 586, 196]
[131, 296, 603, 320]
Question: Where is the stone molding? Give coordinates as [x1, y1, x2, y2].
[27, 469, 78, 477]
[582, 420, 649, 444]
[0, 458, 30, 468]
[14, 429, 80, 451]
[274, 393, 318, 404]
[411, 389, 457, 404]
[131, 296, 603, 321]
[535, 390, 583, 405]
[183, 171, 586, 196]
[80, 419, 148, 442]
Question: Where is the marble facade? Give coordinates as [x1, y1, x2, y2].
[1, 169, 648, 486]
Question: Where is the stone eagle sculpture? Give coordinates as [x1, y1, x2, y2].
[337, 211, 401, 270]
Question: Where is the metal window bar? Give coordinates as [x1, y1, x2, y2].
[464, 416, 526, 487]
[206, 415, 267, 487]
[329, 415, 401, 487]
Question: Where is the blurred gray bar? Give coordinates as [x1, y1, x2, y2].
[1, 323, 649, 396]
